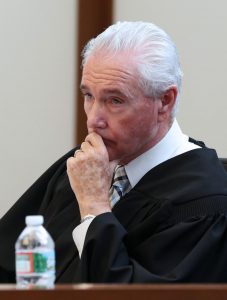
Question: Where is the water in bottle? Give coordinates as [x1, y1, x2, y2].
[15, 215, 55, 288]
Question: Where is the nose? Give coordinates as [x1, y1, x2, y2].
[86, 101, 107, 132]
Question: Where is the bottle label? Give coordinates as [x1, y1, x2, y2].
[16, 250, 55, 275]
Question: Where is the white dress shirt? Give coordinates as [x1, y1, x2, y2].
[73, 119, 200, 256]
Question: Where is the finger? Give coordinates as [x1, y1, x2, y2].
[85, 132, 106, 150]
[80, 141, 93, 152]
[67, 157, 76, 171]
[74, 149, 83, 157]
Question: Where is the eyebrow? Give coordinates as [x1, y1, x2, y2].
[102, 88, 127, 96]
[80, 84, 128, 97]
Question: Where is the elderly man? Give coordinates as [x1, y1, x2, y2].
[1, 21, 227, 283]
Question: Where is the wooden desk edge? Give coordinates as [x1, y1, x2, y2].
[1, 283, 227, 300]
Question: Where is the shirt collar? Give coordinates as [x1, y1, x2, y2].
[124, 119, 193, 188]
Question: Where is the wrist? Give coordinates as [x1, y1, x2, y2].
[79, 201, 111, 218]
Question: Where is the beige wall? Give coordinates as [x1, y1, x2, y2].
[0, 0, 77, 217]
[114, 0, 227, 157]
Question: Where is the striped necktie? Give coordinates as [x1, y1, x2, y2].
[109, 165, 131, 208]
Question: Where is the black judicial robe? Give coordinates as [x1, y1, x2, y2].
[1, 145, 227, 283]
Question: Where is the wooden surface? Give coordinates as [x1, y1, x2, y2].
[1, 284, 227, 300]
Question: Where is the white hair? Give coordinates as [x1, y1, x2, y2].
[82, 21, 183, 117]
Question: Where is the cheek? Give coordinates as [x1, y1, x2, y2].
[115, 117, 136, 139]
[113, 118, 144, 147]
[84, 99, 93, 113]
[111, 102, 158, 144]
[125, 114, 153, 139]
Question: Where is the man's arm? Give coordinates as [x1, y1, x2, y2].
[77, 211, 227, 283]
[66, 132, 227, 283]
[67, 132, 117, 218]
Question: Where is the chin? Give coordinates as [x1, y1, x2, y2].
[107, 149, 118, 162]
[106, 146, 125, 163]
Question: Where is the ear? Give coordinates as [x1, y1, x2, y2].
[158, 86, 178, 121]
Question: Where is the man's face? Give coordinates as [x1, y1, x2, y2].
[81, 53, 164, 164]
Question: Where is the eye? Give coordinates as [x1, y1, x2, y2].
[83, 92, 93, 101]
[110, 98, 122, 105]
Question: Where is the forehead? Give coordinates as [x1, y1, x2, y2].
[81, 53, 140, 91]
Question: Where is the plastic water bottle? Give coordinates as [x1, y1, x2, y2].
[15, 215, 55, 288]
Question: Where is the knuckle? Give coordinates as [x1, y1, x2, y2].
[67, 157, 75, 168]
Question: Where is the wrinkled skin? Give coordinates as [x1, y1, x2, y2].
[67, 52, 177, 217]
